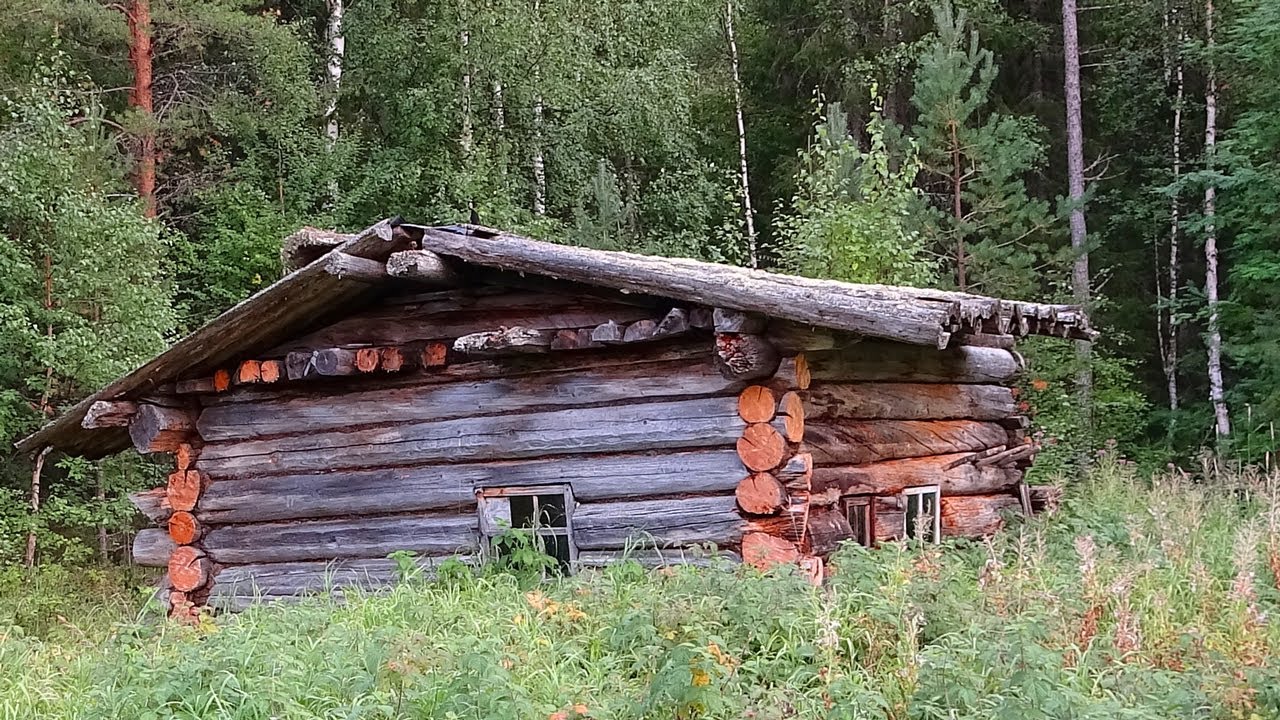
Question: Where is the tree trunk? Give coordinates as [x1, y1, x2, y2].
[725, 0, 758, 268]
[126, 0, 156, 218]
[460, 27, 473, 156]
[1160, 28, 1185, 414]
[531, 0, 547, 216]
[97, 465, 109, 562]
[26, 447, 52, 567]
[1203, 0, 1231, 440]
[324, 0, 344, 147]
[1062, 0, 1093, 426]
[950, 120, 965, 290]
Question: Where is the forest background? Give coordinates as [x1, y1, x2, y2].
[0, 0, 1278, 566]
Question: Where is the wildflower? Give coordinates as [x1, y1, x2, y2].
[691, 668, 711, 687]
[1031, 378, 1049, 391]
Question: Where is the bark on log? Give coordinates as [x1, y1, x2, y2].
[736, 473, 787, 515]
[168, 546, 212, 592]
[133, 528, 175, 566]
[811, 453, 1021, 496]
[195, 449, 742, 524]
[808, 343, 1021, 384]
[202, 512, 480, 564]
[807, 506, 855, 555]
[197, 359, 744, 442]
[778, 391, 804, 442]
[129, 404, 195, 454]
[804, 383, 1015, 421]
[715, 333, 779, 380]
[166, 470, 203, 512]
[385, 249, 462, 286]
[713, 308, 766, 333]
[324, 252, 388, 282]
[807, 420, 1008, 466]
[737, 386, 776, 423]
[741, 532, 801, 570]
[168, 511, 202, 544]
[453, 327, 553, 355]
[572, 496, 744, 550]
[940, 494, 1021, 537]
[737, 423, 786, 472]
[82, 400, 138, 428]
[129, 487, 170, 524]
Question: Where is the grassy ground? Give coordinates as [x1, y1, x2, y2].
[3, 458, 1280, 720]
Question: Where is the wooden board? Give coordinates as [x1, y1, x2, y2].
[195, 449, 743, 524]
[806, 420, 1008, 466]
[197, 397, 744, 479]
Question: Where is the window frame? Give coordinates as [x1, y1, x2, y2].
[842, 495, 875, 547]
[476, 484, 577, 567]
[902, 485, 941, 543]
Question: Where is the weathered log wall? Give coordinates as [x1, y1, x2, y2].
[126, 284, 1039, 609]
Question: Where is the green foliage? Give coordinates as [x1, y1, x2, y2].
[775, 99, 935, 285]
[910, 1, 1057, 297]
[4, 464, 1280, 717]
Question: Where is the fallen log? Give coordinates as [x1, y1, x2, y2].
[129, 405, 196, 454]
[804, 383, 1015, 421]
[806, 420, 1008, 466]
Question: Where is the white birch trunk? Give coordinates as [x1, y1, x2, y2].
[324, 0, 344, 147]
[1162, 30, 1185, 413]
[725, 0, 758, 269]
[460, 28, 473, 156]
[1203, 0, 1231, 440]
[530, 0, 546, 216]
[1062, 0, 1092, 419]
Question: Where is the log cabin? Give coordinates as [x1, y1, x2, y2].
[17, 220, 1092, 613]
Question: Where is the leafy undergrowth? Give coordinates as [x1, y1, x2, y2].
[3, 459, 1280, 719]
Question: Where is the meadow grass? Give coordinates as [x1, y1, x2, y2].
[2, 458, 1280, 719]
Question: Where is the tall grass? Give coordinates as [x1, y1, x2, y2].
[2, 458, 1279, 719]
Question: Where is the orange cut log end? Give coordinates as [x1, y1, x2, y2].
[168, 511, 201, 545]
[174, 443, 194, 471]
[794, 354, 810, 390]
[259, 360, 283, 383]
[737, 385, 776, 423]
[212, 369, 231, 393]
[166, 470, 202, 512]
[779, 391, 805, 442]
[736, 473, 787, 515]
[236, 360, 261, 384]
[423, 342, 449, 368]
[742, 532, 801, 571]
[168, 546, 210, 593]
[380, 347, 405, 372]
[355, 348, 381, 373]
[737, 423, 786, 472]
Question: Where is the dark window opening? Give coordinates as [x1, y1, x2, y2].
[843, 496, 874, 547]
[903, 486, 940, 543]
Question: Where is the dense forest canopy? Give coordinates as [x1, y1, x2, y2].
[0, 0, 1277, 564]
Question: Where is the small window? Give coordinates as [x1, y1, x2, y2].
[477, 485, 576, 571]
[843, 495, 874, 547]
[902, 486, 941, 543]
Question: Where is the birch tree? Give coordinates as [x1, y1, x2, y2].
[1062, 0, 1093, 418]
[725, 0, 758, 268]
[1203, 0, 1231, 440]
[324, 0, 345, 148]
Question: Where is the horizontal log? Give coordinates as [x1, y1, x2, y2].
[715, 333, 779, 380]
[807, 343, 1021, 384]
[453, 327, 553, 356]
[741, 532, 801, 570]
[82, 400, 138, 429]
[196, 449, 743, 524]
[203, 513, 480, 564]
[940, 494, 1021, 538]
[198, 396, 744, 479]
[169, 546, 212, 592]
[573, 496, 745, 550]
[575, 548, 740, 568]
[129, 404, 196, 454]
[713, 308, 766, 334]
[129, 487, 170, 524]
[323, 252, 388, 282]
[198, 359, 743, 442]
[811, 453, 1022, 496]
[133, 528, 176, 567]
[274, 293, 655, 355]
[807, 505, 855, 556]
[807, 420, 1008, 466]
[804, 383, 1015, 421]
[211, 556, 470, 601]
[236, 360, 262, 385]
[385, 250, 462, 286]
